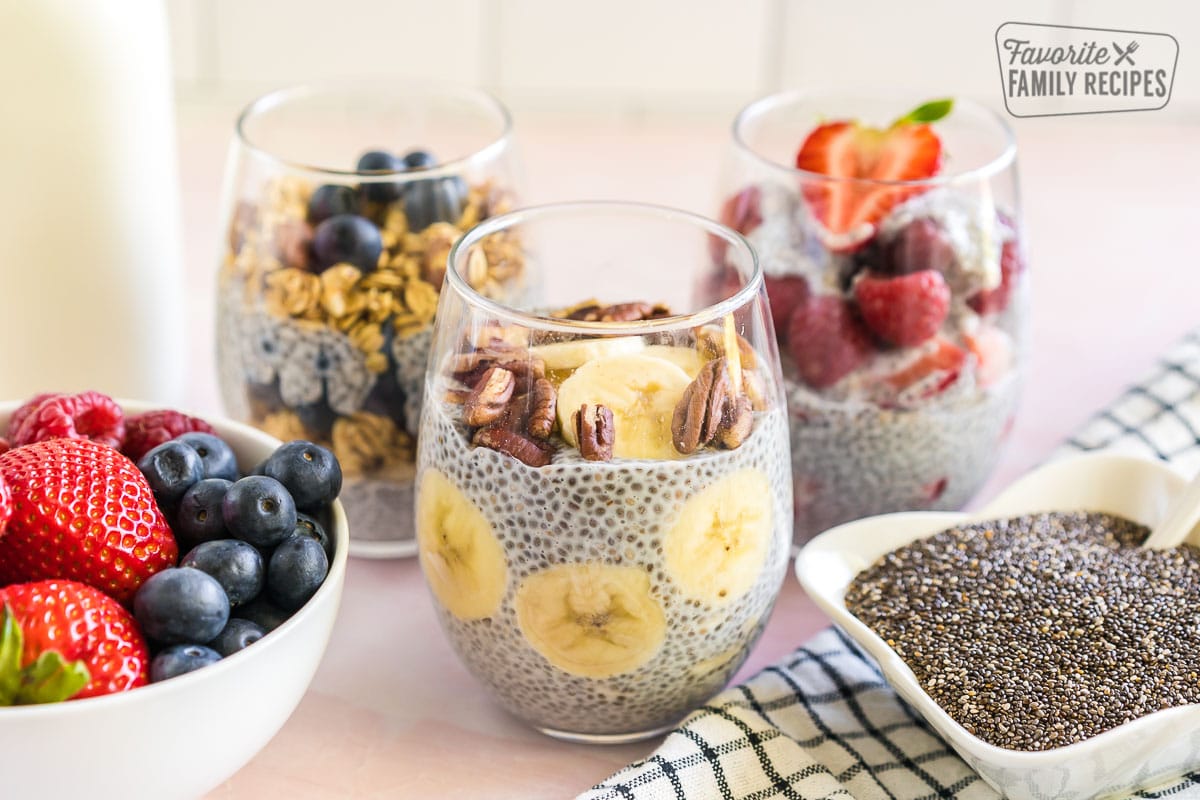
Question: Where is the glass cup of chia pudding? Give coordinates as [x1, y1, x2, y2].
[214, 82, 522, 558]
[718, 91, 1027, 543]
[415, 202, 794, 742]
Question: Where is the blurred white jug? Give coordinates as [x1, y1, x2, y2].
[0, 0, 184, 403]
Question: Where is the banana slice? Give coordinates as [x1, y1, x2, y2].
[556, 354, 692, 460]
[531, 337, 644, 372]
[641, 345, 705, 378]
[664, 469, 773, 604]
[416, 469, 508, 621]
[515, 563, 666, 678]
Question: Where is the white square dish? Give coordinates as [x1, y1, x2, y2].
[795, 452, 1200, 800]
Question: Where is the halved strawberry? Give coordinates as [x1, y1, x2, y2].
[883, 336, 966, 396]
[0, 580, 149, 703]
[0, 438, 177, 603]
[795, 99, 950, 241]
[964, 327, 1014, 389]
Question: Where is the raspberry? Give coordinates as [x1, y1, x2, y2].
[853, 269, 950, 347]
[122, 409, 215, 463]
[886, 218, 956, 275]
[968, 238, 1022, 315]
[12, 391, 125, 450]
[787, 295, 874, 389]
[7, 392, 61, 439]
[763, 274, 810, 340]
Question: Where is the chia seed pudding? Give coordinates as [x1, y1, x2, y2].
[845, 511, 1200, 751]
[414, 308, 793, 738]
[721, 98, 1027, 542]
[216, 167, 522, 555]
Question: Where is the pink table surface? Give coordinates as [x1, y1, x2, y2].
[170, 103, 1199, 797]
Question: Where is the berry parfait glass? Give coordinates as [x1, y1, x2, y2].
[214, 82, 522, 558]
[415, 202, 793, 742]
[718, 91, 1026, 543]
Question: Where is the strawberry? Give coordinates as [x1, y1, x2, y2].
[883, 336, 966, 396]
[0, 472, 10, 536]
[0, 580, 148, 703]
[0, 438, 177, 603]
[964, 327, 1014, 389]
[122, 408, 215, 463]
[787, 295, 874, 389]
[763, 274, 810, 339]
[853, 269, 950, 348]
[11, 391, 125, 450]
[968, 236, 1023, 315]
[795, 99, 951, 239]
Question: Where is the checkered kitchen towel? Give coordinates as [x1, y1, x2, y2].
[579, 328, 1200, 800]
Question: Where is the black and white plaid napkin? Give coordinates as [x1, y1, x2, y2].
[580, 328, 1200, 800]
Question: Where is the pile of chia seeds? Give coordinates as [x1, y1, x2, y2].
[845, 511, 1200, 751]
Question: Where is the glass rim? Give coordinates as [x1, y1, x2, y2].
[731, 89, 1018, 187]
[234, 80, 514, 181]
[445, 201, 763, 336]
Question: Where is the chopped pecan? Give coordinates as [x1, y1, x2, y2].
[742, 369, 769, 412]
[528, 378, 557, 440]
[449, 349, 544, 394]
[671, 358, 732, 455]
[562, 301, 673, 322]
[573, 404, 614, 462]
[463, 367, 516, 427]
[715, 394, 753, 449]
[274, 218, 312, 270]
[473, 426, 553, 468]
[696, 324, 758, 372]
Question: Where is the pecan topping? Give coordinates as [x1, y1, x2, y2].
[696, 324, 758, 371]
[448, 348, 545, 393]
[672, 358, 731, 455]
[742, 369, 769, 412]
[473, 426, 553, 468]
[573, 404, 615, 462]
[528, 378, 557, 440]
[463, 367, 516, 427]
[715, 394, 753, 450]
[560, 301, 672, 322]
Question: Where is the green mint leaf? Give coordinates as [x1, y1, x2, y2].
[892, 98, 954, 127]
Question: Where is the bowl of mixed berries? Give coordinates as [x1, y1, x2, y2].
[0, 390, 347, 799]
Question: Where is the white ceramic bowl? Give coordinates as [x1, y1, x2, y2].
[796, 452, 1200, 800]
[0, 400, 348, 799]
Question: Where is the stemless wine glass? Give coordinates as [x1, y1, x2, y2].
[718, 91, 1027, 543]
[415, 202, 793, 742]
[214, 82, 521, 558]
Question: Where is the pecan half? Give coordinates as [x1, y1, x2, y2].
[715, 393, 753, 449]
[561, 301, 672, 322]
[696, 325, 758, 371]
[463, 367, 516, 427]
[742, 369, 769, 412]
[528, 378, 557, 440]
[573, 404, 615, 462]
[672, 358, 732, 455]
[473, 426, 553, 467]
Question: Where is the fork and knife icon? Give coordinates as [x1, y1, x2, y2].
[1113, 39, 1139, 66]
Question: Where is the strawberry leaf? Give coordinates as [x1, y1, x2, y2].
[0, 603, 90, 705]
[891, 98, 954, 128]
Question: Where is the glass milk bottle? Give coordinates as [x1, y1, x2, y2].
[0, 0, 185, 403]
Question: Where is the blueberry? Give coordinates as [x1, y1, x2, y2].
[401, 149, 437, 170]
[356, 149, 403, 203]
[207, 618, 266, 657]
[235, 595, 290, 633]
[150, 644, 222, 682]
[262, 440, 342, 513]
[137, 441, 205, 514]
[311, 213, 382, 271]
[307, 183, 359, 225]
[134, 567, 231, 644]
[222, 475, 297, 548]
[175, 478, 233, 550]
[267, 535, 329, 611]
[175, 432, 239, 482]
[404, 177, 467, 232]
[294, 512, 334, 562]
[180, 539, 264, 607]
